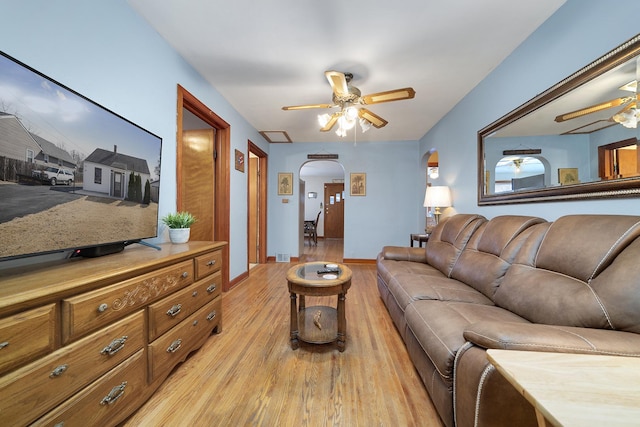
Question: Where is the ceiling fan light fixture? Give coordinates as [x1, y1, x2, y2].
[318, 113, 331, 127]
[359, 117, 371, 133]
[337, 114, 356, 130]
[344, 106, 358, 120]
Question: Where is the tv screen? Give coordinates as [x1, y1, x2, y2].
[0, 51, 162, 264]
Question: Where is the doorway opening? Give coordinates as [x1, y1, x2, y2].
[177, 85, 230, 290]
[248, 141, 267, 268]
[599, 138, 639, 179]
[299, 160, 344, 262]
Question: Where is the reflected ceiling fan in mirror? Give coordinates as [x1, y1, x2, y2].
[554, 80, 639, 128]
[282, 70, 415, 137]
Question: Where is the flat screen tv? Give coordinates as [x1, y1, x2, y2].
[0, 51, 162, 267]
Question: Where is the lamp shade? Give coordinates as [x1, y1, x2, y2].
[424, 186, 452, 208]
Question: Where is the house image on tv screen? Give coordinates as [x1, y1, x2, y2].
[0, 113, 77, 174]
[83, 146, 151, 201]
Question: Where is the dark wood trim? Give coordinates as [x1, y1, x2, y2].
[177, 84, 231, 291]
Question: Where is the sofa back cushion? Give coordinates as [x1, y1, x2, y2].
[494, 215, 640, 332]
[450, 215, 546, 299]
[425, 214, 486, 277]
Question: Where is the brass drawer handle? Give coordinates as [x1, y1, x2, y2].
[166, 304, 182, 317]
[100, 336, 128, 356]
[206, 284, 217, 294]
[100, 381, 127, 405]
[181, 272, 189, 279]
[166, 339, 182, 353]
[206, 260, 216, 266]
[206, 310, 217, 321]
[50, 364, 69, 378]
[0, 341, 8, 350]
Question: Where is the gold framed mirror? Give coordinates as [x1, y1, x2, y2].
[478, 33, 640, 205]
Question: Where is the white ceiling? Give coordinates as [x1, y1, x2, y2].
[128, 0, 566, 144]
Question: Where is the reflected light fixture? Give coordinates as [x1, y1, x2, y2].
[612, 107, 639, 128]
[512, 158, 523, 172]
[423, 186, 452, 224]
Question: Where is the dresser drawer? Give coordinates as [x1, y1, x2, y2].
[148, 271, 222, 342]
[62, 260, 194, 343]
[0, 303, 56, 375]
[148, 296, 222, 382]
[195, 249, 222, 279]
[33, 349, 147, 427]
[0, 311, 144, 426]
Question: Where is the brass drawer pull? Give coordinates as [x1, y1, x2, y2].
[0, 341, 8, 350]
[100, 336, 128, 356]
[181, 272, 189, 279]
[100, 381, 127, 405]
[166, 304, 182, 317]
[206, 284, 217, 294]
[206, 260, 216, 266]
[97, 303, 108, 313]
[166, 339, 182, 353]
[207, 311, 217, 321]
[50, 364, 69, 378]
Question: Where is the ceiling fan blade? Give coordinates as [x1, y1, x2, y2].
[359, 108, 388, 128]
[325, 71, 349, 97]
[554, 96, 634, 122]
[361, 87, 416, 105]
[320, 113, 340, 131]
[282, 103, 335, 111]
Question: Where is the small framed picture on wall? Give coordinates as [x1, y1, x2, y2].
[350, 172, 366, 196]
[278, 172, 293, 195]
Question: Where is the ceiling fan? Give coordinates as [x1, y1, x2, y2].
[554, 80, 638, 128]
[282, 71, 416, 136]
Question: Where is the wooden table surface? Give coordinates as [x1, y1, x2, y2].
[487, 349, 640, 427]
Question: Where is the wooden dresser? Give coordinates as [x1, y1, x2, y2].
[0, 241, 226, 427]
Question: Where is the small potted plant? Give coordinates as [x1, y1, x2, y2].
[162, 211, 196, 244]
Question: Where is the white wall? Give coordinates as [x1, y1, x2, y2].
[421, 0, 640, 220]
[0, 0, 269, 279]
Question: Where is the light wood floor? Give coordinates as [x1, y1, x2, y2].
[123, 239, 443, 426]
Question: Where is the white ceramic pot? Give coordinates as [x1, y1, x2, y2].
[169, 228, 190, 244]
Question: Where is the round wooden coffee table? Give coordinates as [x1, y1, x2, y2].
[287, 261, 352, 352]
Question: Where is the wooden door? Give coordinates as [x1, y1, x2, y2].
[181, 128, 215, 241]
[324, 183, 344, 238]
[248, 156, 258, 263]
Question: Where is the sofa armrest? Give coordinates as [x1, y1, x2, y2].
[380, 246, 427, 263]
[464, 321, 640, 357]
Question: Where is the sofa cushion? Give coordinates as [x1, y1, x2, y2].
[463, 321, 640, 356]
[495, 215, 640, 330]
[450, 215, 546, 299]
[425, 214, 486, 277]
[404, 300, 528, 385]
[387, 272, 493, 311]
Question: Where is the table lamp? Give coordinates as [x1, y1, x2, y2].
[424, 186, 452, 224]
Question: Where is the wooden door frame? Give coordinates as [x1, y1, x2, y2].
[247, 140, 268, 265]
[177, 84, 231, 291]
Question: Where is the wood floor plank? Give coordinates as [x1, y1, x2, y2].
[122, 239, 442, 426]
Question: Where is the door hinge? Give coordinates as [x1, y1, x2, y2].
[213, 149, 217, 159]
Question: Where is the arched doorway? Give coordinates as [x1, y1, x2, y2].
[494, 156, 547, 192]
[299, 160, 345, 261]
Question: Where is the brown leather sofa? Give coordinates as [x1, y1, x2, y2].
[377, 213, 640, 427]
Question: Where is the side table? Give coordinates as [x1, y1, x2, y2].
[410, 233, 430, 247]
[286, 262, 352, 352]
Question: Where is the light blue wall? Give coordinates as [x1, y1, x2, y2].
[0, 0, 269, 279]
[421, 0, 640, 219]
[269, 141, 423, 260]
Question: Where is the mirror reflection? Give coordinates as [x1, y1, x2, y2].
[479, 33, 640, 204]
